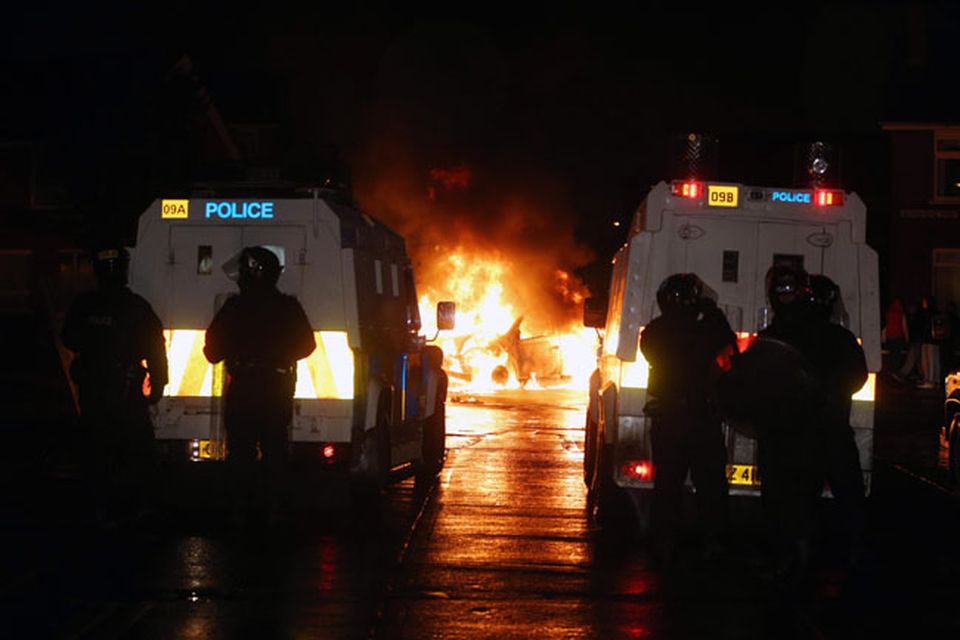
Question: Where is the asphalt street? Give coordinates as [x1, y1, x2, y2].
[1, 380, 959, 638]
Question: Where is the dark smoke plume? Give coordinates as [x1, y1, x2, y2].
[352, 136, 594, 335]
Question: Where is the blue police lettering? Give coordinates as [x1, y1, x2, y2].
[770, 191, 811, 204]
[204, 201, 275, 219]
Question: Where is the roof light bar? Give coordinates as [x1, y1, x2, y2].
[671, 181, 703, 199]
[814, 189, 844, 206]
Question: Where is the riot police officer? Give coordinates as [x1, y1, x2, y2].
[640, 273, 737, 565]
[62, 245, 168, 525]
[204, 246, 315, 526]
[754, 264, 826, 583]
[808, 274, 868, 556]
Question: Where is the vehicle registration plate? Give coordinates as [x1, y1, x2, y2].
[197, 439, 220, 460]
[726, 463, 760, 486]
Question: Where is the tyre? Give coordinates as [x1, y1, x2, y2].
[373, 394, 392, 484]
[583, 412, 598, 488]
[588, 441, 618, 524]
[950, 418, 960, 484]
[584, 371, 601, 488]
[353, 392, 392, 497]
[417, 402, 446, 485]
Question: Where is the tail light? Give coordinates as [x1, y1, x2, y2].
[621, 460, 655, 481]
[320, 442, 346, 465]
[291, 442, 347, 465]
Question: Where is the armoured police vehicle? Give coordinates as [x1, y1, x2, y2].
[584, 180, 880, 525]
[130, 192, 453, 488]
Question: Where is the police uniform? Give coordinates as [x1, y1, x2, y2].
[61, 248, 168, 521]
[755, 319, 825, 576]
[807, 276, 868, 549]
[749, 265, 829, 580]
[640, 274, 737, 560]
[203, 247, 315, 520]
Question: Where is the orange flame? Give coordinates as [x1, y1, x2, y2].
[419, 248, 597, 392]
[352, 156, 598, 393]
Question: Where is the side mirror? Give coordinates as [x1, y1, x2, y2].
[437, 301, 456, 331]
[583, 296, 608, 329]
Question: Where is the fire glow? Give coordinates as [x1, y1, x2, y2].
[418, 249, 598, 392]
[352, 157, 599, 394]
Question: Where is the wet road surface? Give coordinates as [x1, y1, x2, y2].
[3, 382, 960, 638]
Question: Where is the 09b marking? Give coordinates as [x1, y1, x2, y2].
[708, 185, 739, 208]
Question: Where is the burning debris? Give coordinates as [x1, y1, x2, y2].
[353, 155, 598, 393]
[447, 316, 572, 389]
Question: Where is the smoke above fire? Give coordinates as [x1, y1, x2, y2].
[352, 147, 594, 338]
[345, 25, 601, 390]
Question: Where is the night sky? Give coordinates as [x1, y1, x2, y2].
[4, 3, 959, 270]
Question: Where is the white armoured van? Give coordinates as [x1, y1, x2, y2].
[130, 192, 453, 485]
[584, 180, 879, 523]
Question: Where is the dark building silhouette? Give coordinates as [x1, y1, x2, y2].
[881, 122, 960, 305]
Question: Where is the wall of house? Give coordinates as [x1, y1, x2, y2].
[888, 129, 960, 308]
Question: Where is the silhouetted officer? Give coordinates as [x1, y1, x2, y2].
[62, 246, 168, 525]
[754, 265, 826, 582]
[640, 273, 737, 564]
[204, 247, 315, 525]
[808, 274, 868, 555]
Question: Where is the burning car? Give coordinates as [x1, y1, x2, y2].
[445, 317, 573, 389]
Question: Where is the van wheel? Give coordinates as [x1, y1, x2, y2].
[373, 395, 392, 484]
[950, 419, 960, 483]
[588, 442, 617, 524]
[584, 413, 598, 488]
[355, 393, 391, 494]
[416, 405, 446, 486]
[417, 376, 448, 486]
[351, 419, 391, 505]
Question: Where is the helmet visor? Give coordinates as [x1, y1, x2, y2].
[222, 246, 286, 282]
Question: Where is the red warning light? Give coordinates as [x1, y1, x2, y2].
[622, 460, 654, 481]
[671, 181, 703, 199]
[323, 444, 336, 459]
[814, 189, 844, 206]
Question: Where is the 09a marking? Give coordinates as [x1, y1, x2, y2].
[708, 185, 739, 208]
[161, 199, 189, 219]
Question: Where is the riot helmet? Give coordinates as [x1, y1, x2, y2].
[92, 246, 130, 289]
[238, 246, 283, 291]
[656, 273, 703, 316]
[766, 264, 811, 319]
[809, 274, 840, 322]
